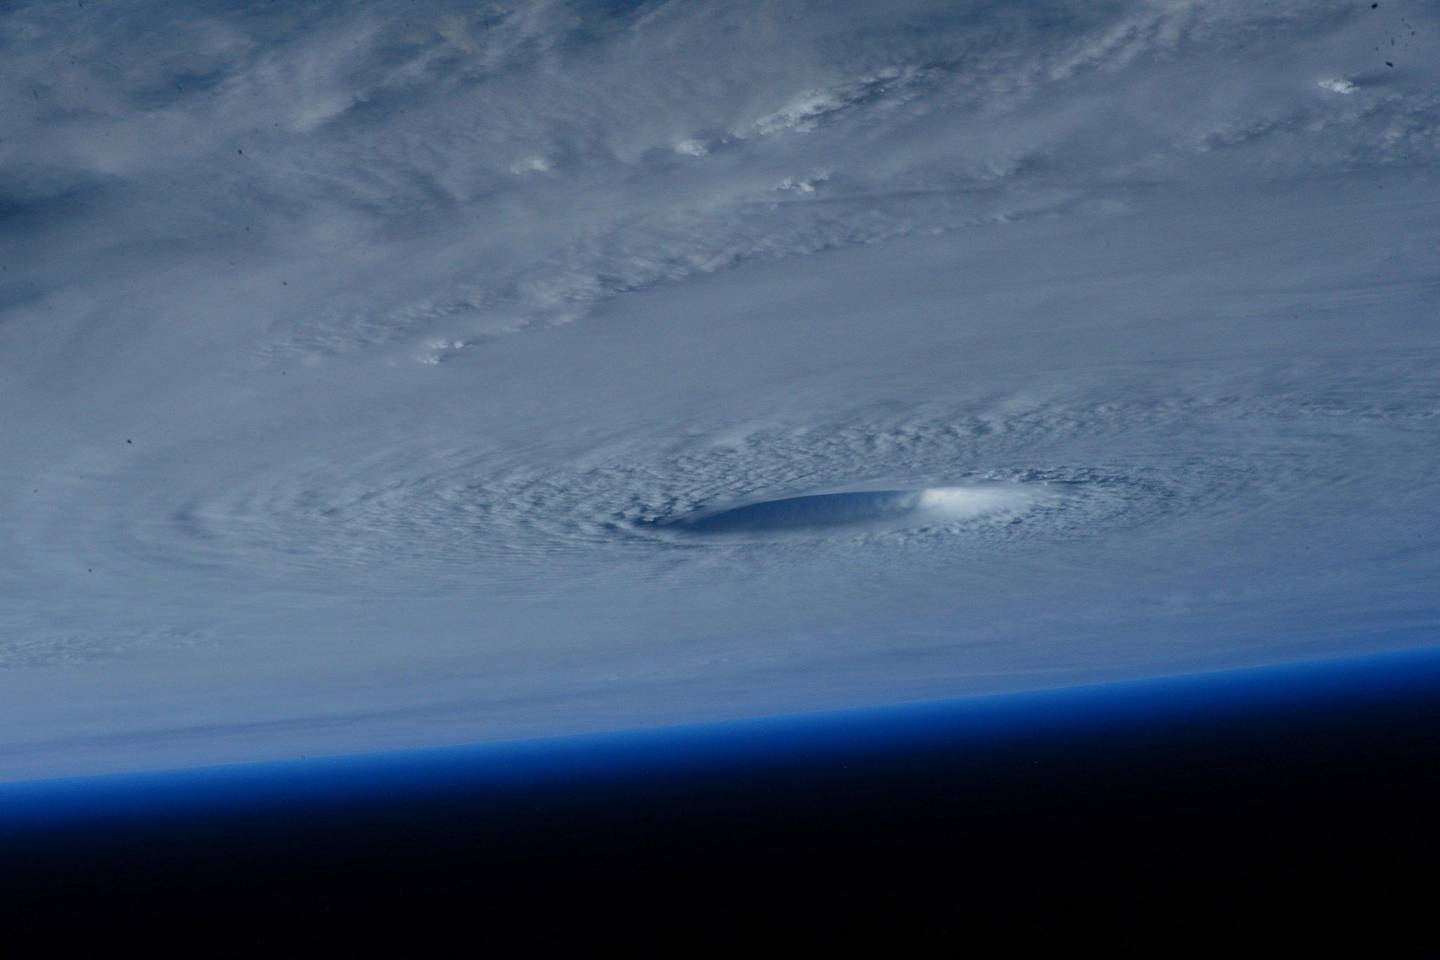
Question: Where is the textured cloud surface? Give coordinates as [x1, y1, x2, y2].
[2, 0, 1437, 779]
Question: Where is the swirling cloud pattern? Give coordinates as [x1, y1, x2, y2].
[1, 0, 1437, 779]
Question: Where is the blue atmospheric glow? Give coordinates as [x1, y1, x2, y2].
[4, 646, 1438, 825]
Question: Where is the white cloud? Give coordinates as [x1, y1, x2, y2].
[1, 0, 1438, 779]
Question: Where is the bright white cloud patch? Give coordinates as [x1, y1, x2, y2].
[1, 0, 1437, 780]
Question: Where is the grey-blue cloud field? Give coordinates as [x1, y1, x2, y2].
[2, 0, 1437, 781]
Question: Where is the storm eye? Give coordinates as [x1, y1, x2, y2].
[659, 485, 1032, 538]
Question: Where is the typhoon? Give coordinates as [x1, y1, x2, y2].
[0, 0, 1437, 780]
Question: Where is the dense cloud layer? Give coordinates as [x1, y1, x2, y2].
[2, 0, 1437, 779]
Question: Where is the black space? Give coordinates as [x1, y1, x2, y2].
[4, 655, 1440, 946]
